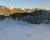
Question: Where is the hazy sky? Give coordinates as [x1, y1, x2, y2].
[0, 0, 50, 9]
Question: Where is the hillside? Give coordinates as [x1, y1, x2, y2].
[0, 6, 33, 16]
[0, 6, 50, 24]
[0, 6, 11, 15]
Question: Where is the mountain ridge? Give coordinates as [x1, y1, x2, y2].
[0, 5, 49, 16]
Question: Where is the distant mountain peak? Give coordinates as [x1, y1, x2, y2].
[6, 5, 17, 9]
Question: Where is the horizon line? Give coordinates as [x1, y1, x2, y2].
[0, 5, 50, 10]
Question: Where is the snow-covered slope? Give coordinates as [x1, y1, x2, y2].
[0, 18, 49, 40]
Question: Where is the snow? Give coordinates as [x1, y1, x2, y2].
[0, 18, 50, 40]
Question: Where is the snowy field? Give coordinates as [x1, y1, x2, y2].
[0, 18, 50, 40]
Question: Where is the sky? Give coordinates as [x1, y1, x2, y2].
[0, 0, 50, 9]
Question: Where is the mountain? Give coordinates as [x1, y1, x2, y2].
[0, 6, 33, 15]
[0, 6, 11, 16]
[11, 8, 25, 13]
[0, 5, 48, 16]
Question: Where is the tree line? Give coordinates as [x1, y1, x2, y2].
[0, 8, 50, 24]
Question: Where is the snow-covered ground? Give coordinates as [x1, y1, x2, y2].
[0, 18, 50, 40]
